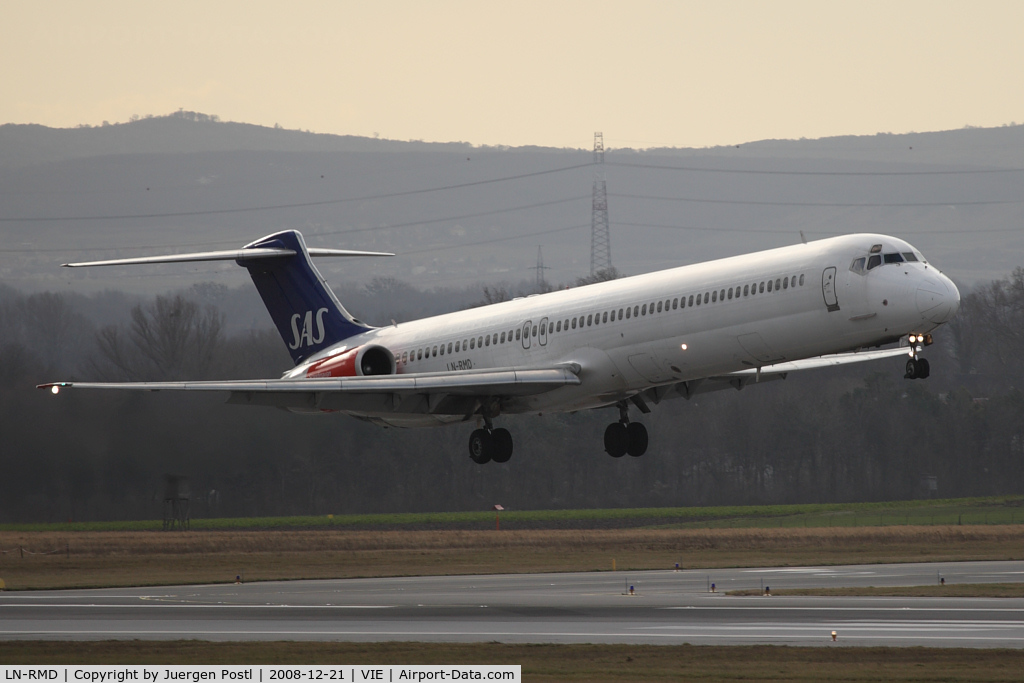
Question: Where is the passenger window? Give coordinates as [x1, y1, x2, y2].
[531, 326, 537, 337]
[572, 317, 577, 328]
[743, 284, 749, 296]
[727, 288, 733, 300]
[602, 311, 608, 323]
[618, 308, 624, 319]
[485, 336, 490, 347]
[773, 279, 780, 291]
[418, 349, 423, 359]
[634, 305, 640, 317]
[500, 332, 506, 343]
[672, 298, 678, 310]
[515, 329, 521, 340]
[447, 342, 452, 354]
[688, 295, 694, 306]
[642, 304, 647, 315]
[402, 352, 408, 363]
[799, 274, 805, 285]
[712, 291, 717, 303]
[440, 344, 445, 355]
[664, 299, 670, 310]
[556, 321, 561, 332]
[867, 254, 881, 270]
[625, 308, 631, 319]
[783, 277, 788, 289]
[455, 341, 460, 352]
[469, 338, 475, 349]
[657, 301, 663, 313]
[704, 293, 709, 304]
[767, 280, 773, 292]
[609, 310, 615, 322]
[759, 282, 765, 293]
[586, 315, 593, 326]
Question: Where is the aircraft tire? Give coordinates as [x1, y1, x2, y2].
[469, 429, 493, 464]
[918, 357, 930, 379]
[604, 422, 628, 458]
[905, 358, 918, 379]
[491, 428, 513, 463]
[626, 422, 649, 457]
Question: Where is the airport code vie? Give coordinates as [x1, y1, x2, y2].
[1, 668, 520, 683]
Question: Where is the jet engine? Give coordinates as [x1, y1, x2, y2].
[305, 345, 395, 378]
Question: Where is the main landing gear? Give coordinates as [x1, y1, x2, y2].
[604, 402, 648, 458]
[468, 416, 513, 465]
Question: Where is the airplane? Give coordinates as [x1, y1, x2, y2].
[40, 230, 960, 464]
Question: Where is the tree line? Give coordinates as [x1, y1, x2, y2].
[1, 271, 1022, 523]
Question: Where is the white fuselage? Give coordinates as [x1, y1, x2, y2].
[286, 234, 959, 426]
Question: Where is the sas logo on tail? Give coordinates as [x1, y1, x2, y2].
[289, 308, 329, 349]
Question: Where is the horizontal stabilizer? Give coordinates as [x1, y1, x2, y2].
[63, 246, 393, 268]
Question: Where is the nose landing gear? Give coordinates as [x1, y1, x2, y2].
[905, 357, 930, 380]
[604, 402, 648, 458]
[904, 335, 931, 380]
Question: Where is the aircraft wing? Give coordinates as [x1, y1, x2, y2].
[635, 346, 912, 405]
[39, 366, 581, 415]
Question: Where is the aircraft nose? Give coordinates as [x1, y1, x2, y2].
[916, 273, 960, 324]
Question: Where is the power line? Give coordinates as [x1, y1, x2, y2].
[611, 192, 1024, 208]
[0, 162, 592, 223]
[606, 160, 1024, 176]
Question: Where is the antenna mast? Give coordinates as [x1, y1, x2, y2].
[590, 132, 612, 276]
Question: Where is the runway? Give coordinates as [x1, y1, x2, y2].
[2, 560, 1024, 647]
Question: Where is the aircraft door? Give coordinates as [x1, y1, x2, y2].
[521, 320, 532, 349]
[821, 267, 840, 312]
[539, 317, 548, 346]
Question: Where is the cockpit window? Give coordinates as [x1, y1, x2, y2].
[883, 253, 904, 264]
[867, 254, 881, 270]
[902, 252, 919, 262]
[850, 257, 866, 275]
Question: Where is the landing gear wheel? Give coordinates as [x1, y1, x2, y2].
[468, 428, 493, 464]
[905, 357, 931, 380]
[604, 422, 629, 458]
[491, 428, 513, 463]
[626, 422, 649, 457]
[905, 358, 919, 380]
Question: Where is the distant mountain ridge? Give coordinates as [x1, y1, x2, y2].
[4, 110, 1024, 169]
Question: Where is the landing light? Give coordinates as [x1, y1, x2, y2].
[681, 343, 688, 351]
[50, 385, 60, 395]
[909, 334, 918, 343]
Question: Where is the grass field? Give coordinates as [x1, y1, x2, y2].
[2, 524, 1023, 590]
[3, 495, 1023, 533]
[2, 641, 1024, 682]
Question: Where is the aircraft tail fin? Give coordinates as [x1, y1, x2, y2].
[63, 230, 393, 365]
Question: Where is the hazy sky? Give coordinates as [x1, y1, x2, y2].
[4, 1, 1023, 148]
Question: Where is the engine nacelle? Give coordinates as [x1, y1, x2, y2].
[305, 345, 395, 378]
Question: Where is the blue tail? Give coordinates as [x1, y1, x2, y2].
[238, 231, 371, 364]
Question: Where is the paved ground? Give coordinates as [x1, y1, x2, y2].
[2, 560, 1024, 646]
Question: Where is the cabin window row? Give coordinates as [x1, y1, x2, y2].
[400, 273, 805, 364]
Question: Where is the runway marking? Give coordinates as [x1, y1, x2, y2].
[3, 629, 1024, 643]
[0, 604, 396, 609]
